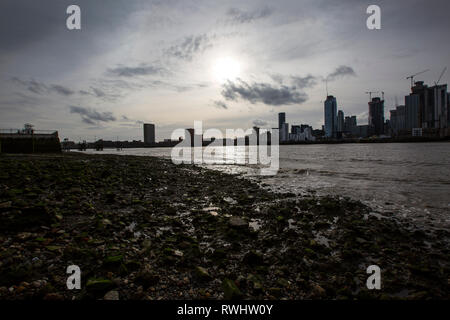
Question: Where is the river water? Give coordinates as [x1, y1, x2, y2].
[81, 142, 450, 230]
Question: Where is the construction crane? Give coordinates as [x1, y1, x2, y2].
[406, 69, 429, 87]
[434, 67, 447, 86]
[365, 91, 379, 101]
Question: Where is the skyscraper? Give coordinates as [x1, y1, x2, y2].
[337, 110, 344, 133]
[143, 123, 155, 145]
[324, 95, 337, 138]
[278, 112, 286, 129]
[280, 123, 289, 142]
[390, 109, 398, 135]
[410, 81, 429, 128]
[405, 94, 420, 129]
[396, 105, 406, 130]
[344, 116, 357, 133]
[368, 97, 385, 135]
[291, 125, 301, 135]
[429, 84, 448, 129]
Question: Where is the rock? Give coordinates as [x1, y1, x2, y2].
[247, 274, 263, 293]
[229, 217, 248, 229]
[0, 201, 12, 210]
[141, 239, 152, 251]
[32, 280, 46, 288]
[173, 250, 184, 257]
[165, 207, 177, 215]
[222, 278, 243, 300]
[46, 245, 62, 251]
[43, 293, 64, 301]
[277, 278, 289, 287]
[104, 290, 120, 300]
[311, 283, 326, 297]
[242, 251, 264, 266]
[194, 266, 212, 281]
[86, 279, 115, 293]
[0, 205, 56, 231]
[267, 287, 282, 298]
[104, 255, 123, 266]
[223, 197, 237, 205]
[102, 219, 112, 226]
[136, 270, 160, 288]
[356, 237, 367, 244]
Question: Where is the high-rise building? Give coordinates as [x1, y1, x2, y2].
[291, 125, 301, 135]
[390, 105, 406, 134]
[368, 97, 385, 135]
[344, 116, 357, 133]
[280, 123, 289, 142]
[406, 81, 448, 130]
[324, 95, 337, 138]
[396, 105, 406, 130]
[390, 110, 398, 135]
[429, 84, 448, 129]
[405, 94, 420, 129]
[143, 123, 155, 145]
[278, 112, 286, 129]
[337, 110, 344, 133]
[411, 81, 429, 128]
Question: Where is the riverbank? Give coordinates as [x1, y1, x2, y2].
[0, 153, 448, 300]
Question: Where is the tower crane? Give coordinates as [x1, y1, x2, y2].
[365, 91, 379, 101]
[406, 69, 429, 87]
[434, 67, 447, 86]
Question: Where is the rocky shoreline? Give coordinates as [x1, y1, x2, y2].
[0, 153, 448, 300]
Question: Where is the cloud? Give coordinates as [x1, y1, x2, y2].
[270, 73, 317, 89]
[69, 106, 116, 125]
[11, 78, 48, 95]
[50, 85, 74, 96]
[78, 86, 121, 101]
[117, 115, 145, 127]
[11, 77, 74, 96]
[91, 87, 106, 98]
[253, 119, 268, 127]
[291, 74, 317, 89]
[226, 7, 273, 24]
[221, 79, 308, 106]
[79, 87, 105, 97]
[165, 34, 212, 61]
[327, 65, 356, 81]
[213, 100, 228, 109]
[107, 64, 165, 77]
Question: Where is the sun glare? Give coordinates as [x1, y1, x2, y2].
[212, 56, 241, 83]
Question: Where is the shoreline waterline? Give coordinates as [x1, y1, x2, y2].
[79, 142, 450, 231]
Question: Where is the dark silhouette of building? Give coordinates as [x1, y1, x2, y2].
[337, 110, 344, 134]
[344, 115, 357, 134]
[143, 123, 155, 145]
[368, 97, 385, 135]
[324, 95, 337, 138]
[0, 124, 61, 153]
[278, 112, 286, 129]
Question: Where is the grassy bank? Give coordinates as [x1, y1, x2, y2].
[0, 153, 448, 300]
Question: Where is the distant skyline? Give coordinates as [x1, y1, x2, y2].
[1, 0, 449, 141]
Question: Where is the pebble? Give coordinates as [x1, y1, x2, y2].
[104, 290, 120, 300]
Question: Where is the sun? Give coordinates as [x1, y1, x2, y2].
[212, 56, 241, 83]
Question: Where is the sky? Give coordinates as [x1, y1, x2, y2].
[1, 0, 449, 141]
